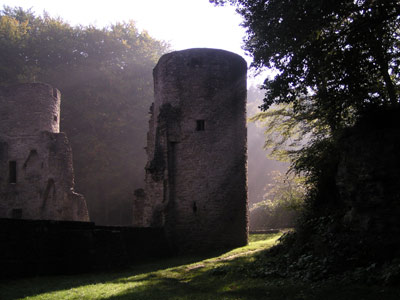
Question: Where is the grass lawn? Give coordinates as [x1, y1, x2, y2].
[1, 233, 400, 300]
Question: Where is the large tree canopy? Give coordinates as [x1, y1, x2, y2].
[212, 0, 400, 133]
[213, 0, 400, 207]
[0, 6, 168, 224]
[212, 1, 400, 279]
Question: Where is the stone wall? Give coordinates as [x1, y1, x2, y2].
[0, 218, 170, 278]
[0, 83, 89, 221]
[134, 48, 248, 253]
[336, 108, 400, 238]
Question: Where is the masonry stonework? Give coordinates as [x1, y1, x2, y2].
[134, 48, 248, 252]
[0, 83, 89, 221]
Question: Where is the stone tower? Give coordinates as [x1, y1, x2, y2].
[0, 83, 89, 221]
[134, 48, 248, 252]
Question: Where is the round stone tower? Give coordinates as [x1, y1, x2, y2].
[0, 83, 60, 136]
[139, 48, 248, 252]
[0, 83, 89, 222]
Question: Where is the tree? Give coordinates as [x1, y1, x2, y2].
[0, 6, 168, 224]
[212, 0, 400, 203]
[211, 0, 399, 134]
[250, 170, 306, 230]
[246, 86, 289, 211]
[212, 1, 400, 277]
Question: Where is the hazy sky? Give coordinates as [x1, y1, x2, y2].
[1, 1, 258, 70]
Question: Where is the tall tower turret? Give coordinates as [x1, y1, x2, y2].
[134, 48, 248, 252]
[0, 83, 89, 222]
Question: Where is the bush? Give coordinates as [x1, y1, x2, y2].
[250, 171, 305, 230]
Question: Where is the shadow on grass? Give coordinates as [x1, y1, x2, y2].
[0, 248, 230, 300]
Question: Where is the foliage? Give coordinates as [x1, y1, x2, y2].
[249, 102, 324, 162]
[212, 0, 400, 131]
[212, 0, 400, 176]
[250, 171, 305, 229]
[246, 86, 288, 210]
[257, 219, 400, 286]
[0, 6, 168, 224]
[236, 0, 400, 209]
[261, 171, 306, 211]
[213, 0, 400, 281]
[211, 1, 400, 206]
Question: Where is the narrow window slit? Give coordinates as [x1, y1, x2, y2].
[196, 120, 205, 131]
[9, 161, 17, 183]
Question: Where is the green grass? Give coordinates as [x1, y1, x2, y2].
[1, 233, 400, 300]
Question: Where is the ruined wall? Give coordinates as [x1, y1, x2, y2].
[336, 108, 400, 237]
[0, 83, 89, 221]
[0, 218, 170, 279]
[134, 48, 248, 252]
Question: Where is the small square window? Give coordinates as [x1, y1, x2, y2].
[196, 120, 205, 131]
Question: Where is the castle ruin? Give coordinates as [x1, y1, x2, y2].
[134, 48, 248, 252]
[0, 83, 89, 221]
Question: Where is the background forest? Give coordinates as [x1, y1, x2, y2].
[0, 6, 167, 225]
